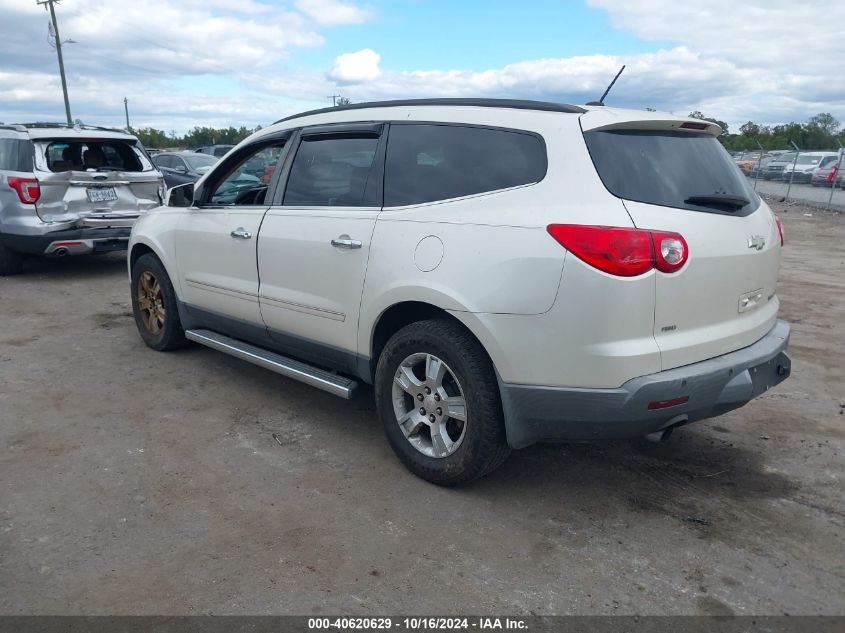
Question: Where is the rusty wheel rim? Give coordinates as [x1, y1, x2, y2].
[137, 271, 165, 335]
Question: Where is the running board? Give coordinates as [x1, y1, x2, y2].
[185, 329, 358, 399]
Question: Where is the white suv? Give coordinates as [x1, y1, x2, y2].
[128, 99, 791, 485]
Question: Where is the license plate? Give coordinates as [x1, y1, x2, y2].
[86, 187, 118, 202]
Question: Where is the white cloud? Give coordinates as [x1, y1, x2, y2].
[295, 0, 372, 27]
[1, 0, 842, 134]
[329, 49, 382, 83]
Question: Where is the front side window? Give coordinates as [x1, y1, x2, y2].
[283, 135, 379, 207]
[206, 141, 287, 206]
[384, 124, 547, 207]
[153, 154, 173, 169]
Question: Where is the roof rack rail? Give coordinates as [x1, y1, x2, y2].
[0, 124, 28, 132]
[9, 122, 130, 133]
[273, 98, 586, 124]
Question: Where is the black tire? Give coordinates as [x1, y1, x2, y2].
[0, 237, 24, 276]
[130, 253, 187, 351]
[375, 319, 511, 486]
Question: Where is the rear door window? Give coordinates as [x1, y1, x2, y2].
[384, 124, 547, 206]
[283, 135, 380, 207]
[584, 130, 761, 216]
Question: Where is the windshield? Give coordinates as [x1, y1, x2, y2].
[796, 155, 824, 165]
[584, 129, 760, 216]
[773, 153, 796, 163]
[183, 153, 218, 170]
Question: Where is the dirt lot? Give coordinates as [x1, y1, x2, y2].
[1, 199, 843, 616]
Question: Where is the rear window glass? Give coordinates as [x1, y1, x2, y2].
[44, 140, 146, 173]
[0, 138, 33, 171]
[384, 124, 547, 207]
[584, 130, 760, 216]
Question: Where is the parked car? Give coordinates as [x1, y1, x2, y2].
[129, 99, 791, 485]
[782, 152, 839, 183]
[153, 151, 219, 188]
[195, 144, 235, 158]
[761, 152, 797, 180]
[0, 122, 164, 275]
[735, 151, 769, 175]
[748, 156, 775, 179]
[810, 159, 842, 186]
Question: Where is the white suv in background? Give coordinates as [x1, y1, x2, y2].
[128, 99, 791, 485]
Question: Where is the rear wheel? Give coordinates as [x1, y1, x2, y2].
[0, 237, 24, 276]
[130, 253, 187, 351]
[375, 319, 510, 486]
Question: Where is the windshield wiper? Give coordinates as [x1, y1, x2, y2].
[684, 193, 750, 210]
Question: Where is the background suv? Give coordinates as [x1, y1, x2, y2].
[128, 99, 791, 485]
[0, 123, 164, 275]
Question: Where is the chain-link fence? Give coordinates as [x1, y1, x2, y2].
[737, 147, 845, 211]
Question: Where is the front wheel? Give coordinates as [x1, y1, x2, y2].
[375, 319, 510, 486]
[130, 253, 187, 351]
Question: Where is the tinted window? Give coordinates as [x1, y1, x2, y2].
[584, 130, 760, 216]
[0, 139, 33, 171]
[283, 135, 379, 207]
[384, 124, 546, 207]
[154, 155, 173, 169]
[206, 141, 286, 206]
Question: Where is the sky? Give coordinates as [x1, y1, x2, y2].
[0, 0, 843, 135]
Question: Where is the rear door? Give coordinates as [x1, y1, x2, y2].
[581, 116, 781, 370]
[33, 138, 161, 227]
[257, 124, 385, 372]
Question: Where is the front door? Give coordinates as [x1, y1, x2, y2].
[257, 124, 385, 372]
[174, 135, 290, 326]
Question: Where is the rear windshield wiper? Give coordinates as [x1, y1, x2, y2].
[684, 194, 750, 209]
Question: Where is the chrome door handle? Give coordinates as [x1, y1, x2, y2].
[331, 237, 362, 249]
[230, 228, 252, 239]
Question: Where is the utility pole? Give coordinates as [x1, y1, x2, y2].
[327, 94, 340, 107]
[124, 97, 131, 131]
[38, 0, 72, 126]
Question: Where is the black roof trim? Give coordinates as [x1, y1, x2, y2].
[273, 98, 586, 124]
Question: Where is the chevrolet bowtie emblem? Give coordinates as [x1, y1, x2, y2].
[748, 235, 766, 250]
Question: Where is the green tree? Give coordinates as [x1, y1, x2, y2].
[807, 112, 840, 136]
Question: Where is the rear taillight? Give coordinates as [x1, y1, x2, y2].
[650, 231, 689, 273]
[546, 224, 688, 277]
[774, 215, 784, 246]
[7, 177, 40, 204]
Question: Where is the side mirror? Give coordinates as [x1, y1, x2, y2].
[166, 182, 195, 207]
[175, 164, 188, 174]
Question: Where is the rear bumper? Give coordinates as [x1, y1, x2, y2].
[499, 320, 791, 448]
[0, 227, 132, 256]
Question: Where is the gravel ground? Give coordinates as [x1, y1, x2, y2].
[0, 200, 843, 616]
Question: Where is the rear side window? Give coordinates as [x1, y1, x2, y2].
[584, 130, 760, 216]
[384, 124, 547, 207]
[0, 139, 34, 172]
[283, 135, 379, 207]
